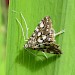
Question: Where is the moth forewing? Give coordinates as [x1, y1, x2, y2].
[24, 16, 62, 54]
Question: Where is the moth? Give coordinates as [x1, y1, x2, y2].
[24, 16, 64, 54]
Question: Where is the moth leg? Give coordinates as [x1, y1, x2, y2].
[16, 18, 27, 42]
[55, 30, 65, 37]
[20, 13, 29, 40]
[24, 48, 43, 61]
[42, 52, 48, 59]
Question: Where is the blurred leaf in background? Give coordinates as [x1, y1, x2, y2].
[7, 0, 75, 75]
[0, 0, 9, 75]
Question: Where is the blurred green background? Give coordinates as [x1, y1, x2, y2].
[0, 0, 75, 75]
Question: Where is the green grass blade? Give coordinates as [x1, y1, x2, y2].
[7, 0, 75, 75]
[0, 2, 6, 75]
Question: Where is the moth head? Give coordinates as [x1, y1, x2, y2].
[44, 16, 52, 27]
[44, 16, 50, 19]
[24, 44, 28, 48]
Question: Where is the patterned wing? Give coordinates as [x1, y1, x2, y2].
[24, 16, 55, 48]
[24, 16, 61, 54]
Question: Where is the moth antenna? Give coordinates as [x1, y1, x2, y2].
[16, 18, 27, 41]
[12, 10, 29, 40]
[24, 48, 43, 61]
[20, 13, 29, 40]
[55, 29, 65, 37]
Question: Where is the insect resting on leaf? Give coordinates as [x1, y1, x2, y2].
[12, 10, 64, 58]
[24, 16, 64, 55]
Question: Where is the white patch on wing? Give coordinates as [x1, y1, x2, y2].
[33, 33, 35, 36]
[35, 27, 39, 32]
[38, 38, 43, 43]
[38, 32, 41, 36]
[42, 35, 46, 40]
[48, 38, 51, 41]
[40, 22, 44, 27]
[46, 29, 49, 31]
